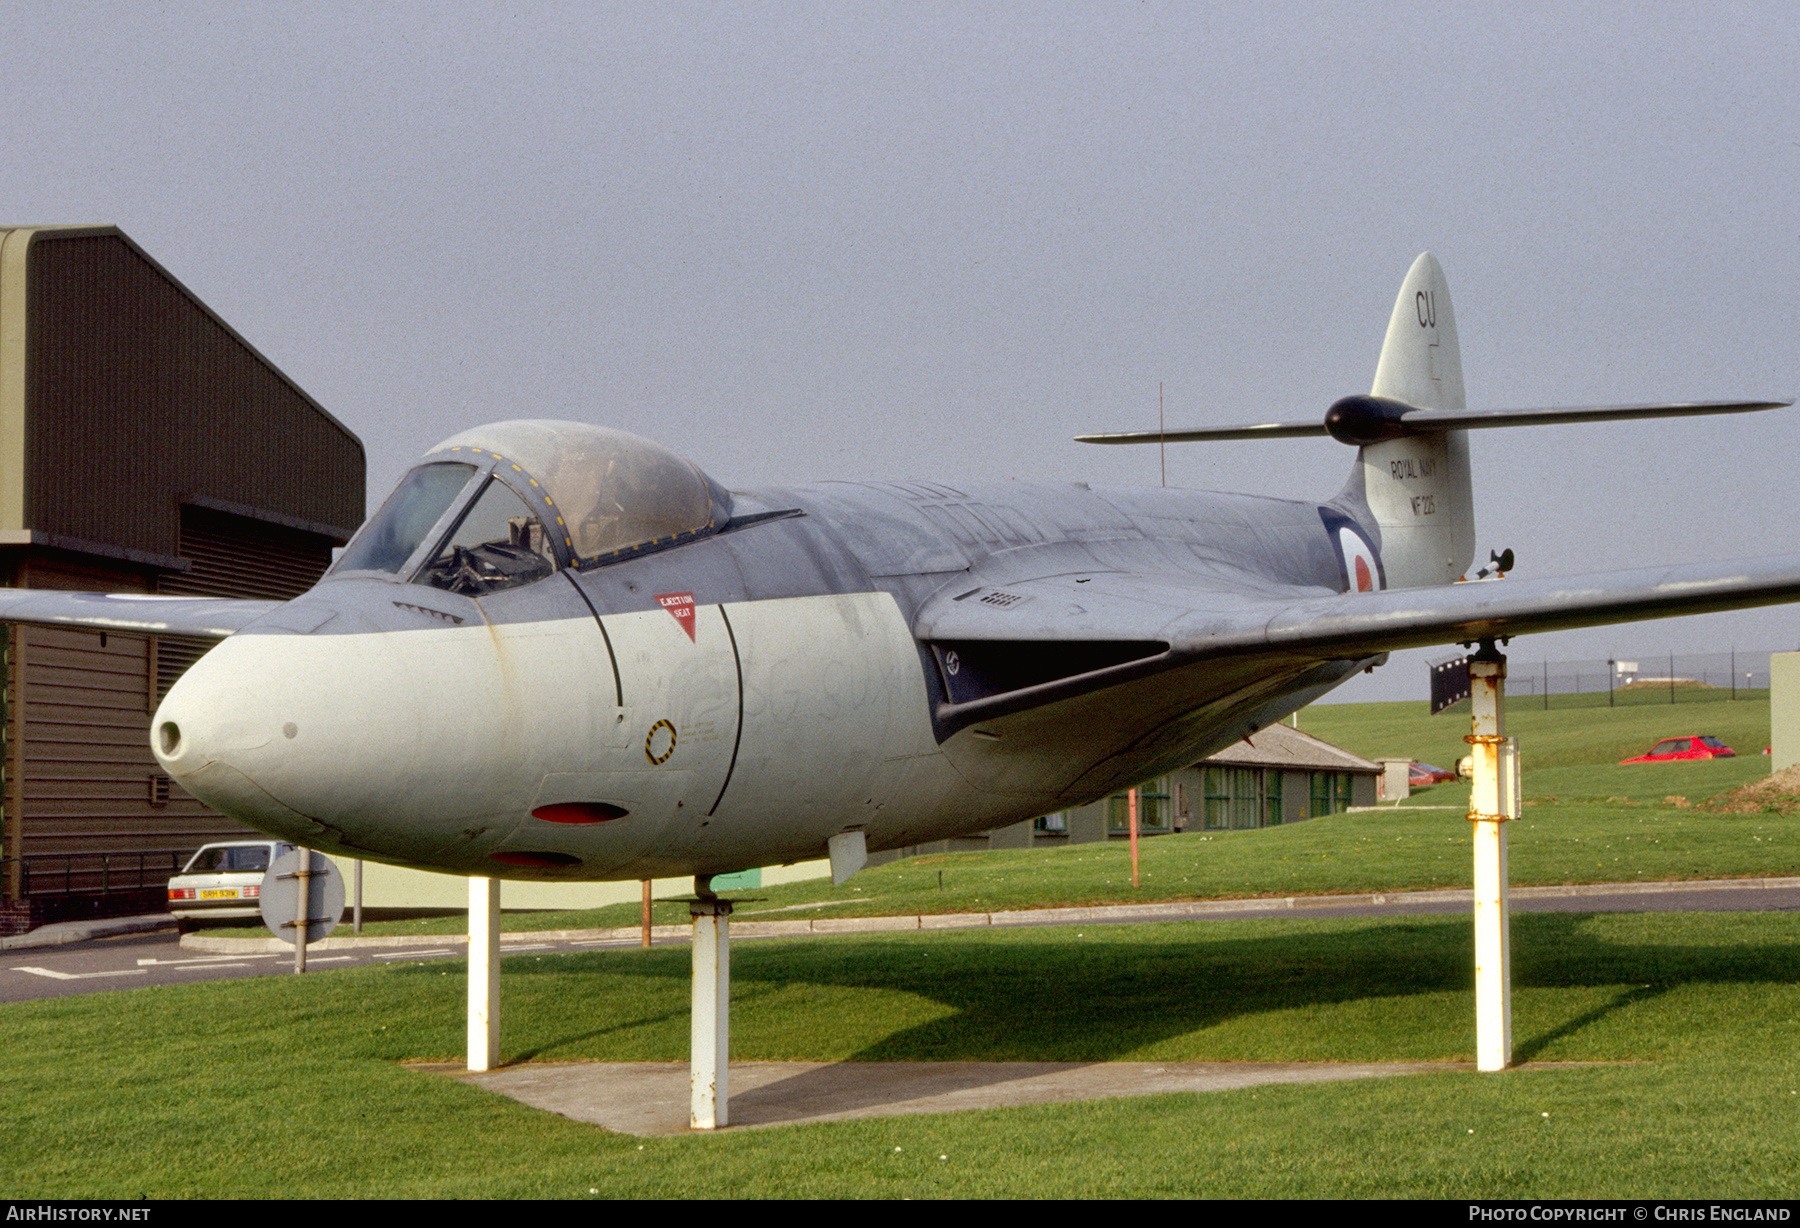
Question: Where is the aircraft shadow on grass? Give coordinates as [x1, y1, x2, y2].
[387, 912, 1798, 1077]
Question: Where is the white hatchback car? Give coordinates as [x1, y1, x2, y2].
[166, 841, 295, 922]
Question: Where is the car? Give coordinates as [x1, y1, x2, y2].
[166, 840, 295, 921]
[1409, 762, 1457, 786]
[1618, 735, 1737, 765]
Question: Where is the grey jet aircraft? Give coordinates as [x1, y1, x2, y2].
[2, 253, 1794, 884]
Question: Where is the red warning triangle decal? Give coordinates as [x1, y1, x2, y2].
[655, 591, 696, 641]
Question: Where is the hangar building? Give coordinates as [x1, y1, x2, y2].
[0, 224, 363, 931]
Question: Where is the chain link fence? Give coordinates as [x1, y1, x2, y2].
[1432, 650, 1780, 710]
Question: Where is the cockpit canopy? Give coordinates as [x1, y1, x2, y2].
[332, 420, 732, 596]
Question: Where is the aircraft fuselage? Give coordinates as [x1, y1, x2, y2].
[151, 477, 1370, 880]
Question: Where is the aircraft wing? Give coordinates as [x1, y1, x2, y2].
[0, 590, 279, 638]
[1250, 557, 1800, 655]
[914, 554, 1800, 722]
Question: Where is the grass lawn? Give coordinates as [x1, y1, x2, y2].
[6, 911, 1799, 1198]
[301, 795, 1800, 937]
[1301, 690, 1774, 779]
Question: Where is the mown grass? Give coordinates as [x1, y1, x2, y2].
[1302, 691, 1773, 777]
[7, 911, 1800, 1198]
[309, 796, 1800, 936]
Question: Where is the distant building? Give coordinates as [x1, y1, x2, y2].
[880, 722, 1380, 858]
[0, 225, 363, 930]
[1773, 652, 1800, 772]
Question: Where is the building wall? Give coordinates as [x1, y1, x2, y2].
[1773, 652, 1800, 772]
[0, 226, 364, 904]
[341, 857, 828, 912]
[18, 228, 362, 554]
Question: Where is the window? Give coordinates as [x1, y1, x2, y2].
[1309, 771, 1354, 817]
[1203, 767, 1283, 829]
[416, 477, 557, 596]
[334, 462, 477, 575]
[331, 423, 736, 592]
[1107, 779, 1170, 833]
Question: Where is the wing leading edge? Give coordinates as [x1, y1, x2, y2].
[0, 591, 279, 639]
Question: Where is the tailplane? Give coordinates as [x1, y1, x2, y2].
[1074, 254, 1788, 590]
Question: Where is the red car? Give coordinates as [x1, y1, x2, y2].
[1619, 735, 1736, 764]
[1409, 762, 1457, 786]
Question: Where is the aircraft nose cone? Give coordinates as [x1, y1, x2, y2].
[153, 674, 274, 776]
[150, 589, 443, 846]
[149, 591, 551, 869]
[152, 622, 359, 845]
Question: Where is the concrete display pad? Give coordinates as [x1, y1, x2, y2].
[445, 1059, 1475, 1137]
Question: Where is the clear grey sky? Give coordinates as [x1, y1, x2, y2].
[5, 2, 1796, 700]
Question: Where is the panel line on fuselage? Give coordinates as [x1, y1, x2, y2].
[559, 569, 624, 706]
[705, 604, 747, 818]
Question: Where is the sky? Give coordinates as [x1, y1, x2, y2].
[4, 1, 1797, 701]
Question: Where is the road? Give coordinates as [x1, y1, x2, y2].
[0, 924, 647, 1004]
[3, 877, 1797, 1004]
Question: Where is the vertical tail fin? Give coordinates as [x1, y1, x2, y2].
[1354, 252, 1475, 588]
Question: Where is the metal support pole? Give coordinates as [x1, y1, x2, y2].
[690, 889, 733, 1129]
[292, 846, 311, 974]
[1128, 786, 1140, 887]
[467, 876, 500, 1073]
[1467, 647, 1516, 1071]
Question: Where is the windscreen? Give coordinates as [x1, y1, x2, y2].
[333, 462, 478, 575]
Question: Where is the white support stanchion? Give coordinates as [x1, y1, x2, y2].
[467, 875, 500, 1073]
[1467, 650, 1516, 1072]
[689, 893, 733, 1129]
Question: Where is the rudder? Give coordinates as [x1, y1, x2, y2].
[1355, 252, 1475, 588]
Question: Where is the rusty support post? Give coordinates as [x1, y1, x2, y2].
[1128, 786, 1140, 887]
[291, 846, 311, 974]
[1467, 646, 1517, 1071]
